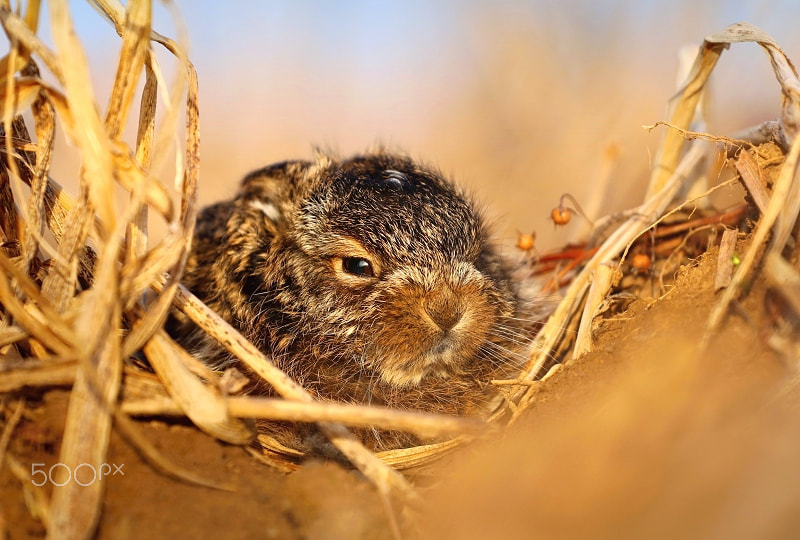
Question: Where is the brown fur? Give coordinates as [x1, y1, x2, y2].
[170, 151, 536, 454]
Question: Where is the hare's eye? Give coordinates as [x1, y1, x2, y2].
[342, 257, 374, 277]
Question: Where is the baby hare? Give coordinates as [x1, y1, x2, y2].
[172, 151, 535, 453]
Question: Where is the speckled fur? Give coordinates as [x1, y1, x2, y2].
[170, 151, 535, 453]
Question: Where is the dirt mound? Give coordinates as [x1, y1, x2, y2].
[4, 246, 798, 538]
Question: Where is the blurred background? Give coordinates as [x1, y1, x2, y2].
[37, 0, 800, 249]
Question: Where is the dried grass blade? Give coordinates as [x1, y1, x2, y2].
[44, 1, 127, 535]
[39, 180, 72, 238]
[143, 331, 254, 445]
[4, 112, 40, 228]
[23, 83, 55, 272]
[317, 422, 418, 499]
[377, 438, 465, 470]
[181, 59, 199, 226]
[48, 331, 121, 539]
[0, 6, 61, 83]
[0, 162, 17, 243]
[104, 0, 150, 137]
[114, 150, 173, 219]
[121, 51, 198, 356]
[120, 234, 181, 302]
[0, 77, 40, 119]
[734, 149, 771, 214]
[90, 0, 187, 61]
[0, 0, 40, 86]
[0, 360, 76, 392]
[122, 395, 484, 439]
[645, 40, 722, 198]
[119, 398, 180, 416]
[125, 60, 157, 262]
[0, 324, 27, 347]
[38, 197, 90, 311]
[573, 263, 616, 359]
[226, 397, 485, 438]
[23, 0, 41, 33]
[95, 0, 196, 193]
[0, 253, 72, 355]
[134, 60, 157, 169]
[705, 22, 800, 141]
[49, 241, 123, 539]
[773, 151, 800, 252]
[48, 0, 115, 230]
[33, 40, 94, 312]
[120, 288, 178, 358]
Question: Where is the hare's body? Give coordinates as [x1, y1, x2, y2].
[172, 152, 533, 452]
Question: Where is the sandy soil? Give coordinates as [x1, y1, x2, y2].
[3, 244, 799, 539]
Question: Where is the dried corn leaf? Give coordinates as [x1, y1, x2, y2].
[0, 77, 41, 119]
[104, 0, 150, 137]
[0, 360, 76, 393]
[23, 78, 55, 272]
[144, 331, 254, 445]
[226, 397, 485, 439]
[0, 6, 61, 82]
[573, 263, 617, 359]
[705, 23, 800, 141]
[0, 0, 40, 86]
[377, 438, 466, 471]
[734, 149, 771, 214]
[645, 39, 721, 199]
[48, 0, 115, 230]
[708, 132, 800, 331]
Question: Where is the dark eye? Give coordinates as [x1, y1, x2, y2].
[342, 257, 374, 277]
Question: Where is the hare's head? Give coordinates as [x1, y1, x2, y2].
[239, 152, 519, 387]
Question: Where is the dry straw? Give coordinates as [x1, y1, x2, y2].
[1, 4, 799, 536]
[503, 22, 800, 413]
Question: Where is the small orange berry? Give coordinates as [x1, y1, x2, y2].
[551, 207, 571, 226]
[516, 232, 536, 251]
[631, 253, 652, 271]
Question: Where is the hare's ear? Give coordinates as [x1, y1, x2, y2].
[239, 160, 313, 203]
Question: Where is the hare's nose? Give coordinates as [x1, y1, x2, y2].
[424, 288, 463, 332]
